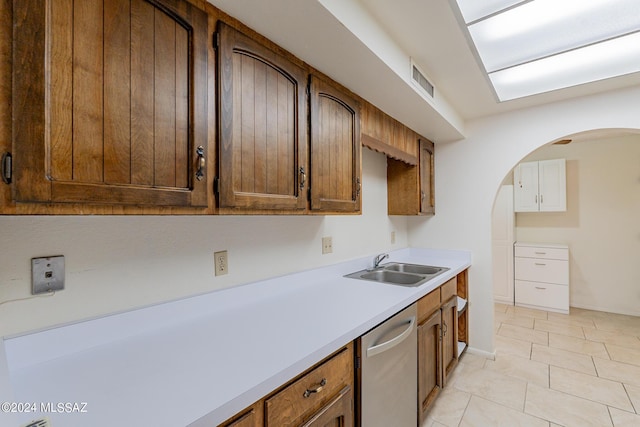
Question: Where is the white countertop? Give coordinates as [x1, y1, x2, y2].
[2, 247, 470, 427]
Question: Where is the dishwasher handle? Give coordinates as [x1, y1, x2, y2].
[366, 316, 416, 358]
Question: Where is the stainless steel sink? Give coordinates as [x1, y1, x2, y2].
[344, 262, 449, 287]
[359, 270, 424, 285]
[383, 263, 446, 275]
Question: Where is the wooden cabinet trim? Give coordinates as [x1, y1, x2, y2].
[362, 134, 418, 166]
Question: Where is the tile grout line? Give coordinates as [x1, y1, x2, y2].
[622, 383, 638, 415]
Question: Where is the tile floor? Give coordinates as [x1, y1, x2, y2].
[422, 304, 640, 427]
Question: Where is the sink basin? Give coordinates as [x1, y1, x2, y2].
[359, 270, 424, 285]
[383, 263, 446, 275]
[344, 262, 449, 287]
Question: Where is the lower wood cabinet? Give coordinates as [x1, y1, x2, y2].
[219, 343, 354, 427]
[417, 271, 468, 424]
[222, 403, 262, 427]
[301, 386, 353, 427]
[441, 295, 458, 385]
[417, 308, 443, 424]
[221, 269, 470, 427]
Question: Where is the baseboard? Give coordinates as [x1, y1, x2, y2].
[465, 346, 496, 361]
[570, 303, 640, 317]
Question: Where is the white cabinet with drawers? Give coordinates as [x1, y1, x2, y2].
[514, 242, 569, 313]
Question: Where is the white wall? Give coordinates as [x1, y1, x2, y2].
[0, 148, 408, 338]
[515, 135, 640, 316]
[408, 85, 640, 355]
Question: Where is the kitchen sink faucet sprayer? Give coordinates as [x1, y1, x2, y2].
[372, 253, 389, 269]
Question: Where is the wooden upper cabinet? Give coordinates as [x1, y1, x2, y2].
[387, 137, 435, 216]
[309, 76, 361, 213]
[12, 0, 208, 207]
[419, 138, 435, 215]
[216, 21, 308, 211]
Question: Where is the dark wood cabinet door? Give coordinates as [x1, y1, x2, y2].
[309, 75, 361, 213]
[418, 309, 443, 424]
[441, 295, 458, 385]
[216, 21, 308, 210]
[301, 386, 354, 427]
[419, 138, 435, 215]
[12, 0, 208, 207]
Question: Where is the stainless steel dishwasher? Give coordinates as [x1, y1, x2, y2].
[360, 303, 417, 427]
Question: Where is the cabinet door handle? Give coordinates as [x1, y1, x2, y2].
[195, 146, 205, 181]
[299, 167, 306, 190]
[303, 378, 327, 398]
[421, 190, 425, 202]
[540, 194, 544, 204]
[535, 194, 538, 204]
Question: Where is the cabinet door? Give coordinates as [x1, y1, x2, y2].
[441, 296, 458, 385]
[492, 185, 515, 304]
[309, 75, 361, 212]
[513, 161, 539, 212]
[418, 309, 442, 424]
[419, 138, 435, 215]
[216, 22, 308, 210]
[538, 159, 566, 212]
[12, 0, 208, 207]
[301, 386, 354, 427]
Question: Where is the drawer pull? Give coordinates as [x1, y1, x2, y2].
[534, 263, 546, 266]
[535, 286, 547, 290]
[534, 251, 546, 255]
[303, 378, 327, 398]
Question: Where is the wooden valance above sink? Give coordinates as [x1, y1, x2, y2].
[360, 101, 421, 166]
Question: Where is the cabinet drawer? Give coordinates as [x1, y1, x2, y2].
[515, 280, 569, 312]
[515, 257, 568, 285]
[515, 246, 568, 260]
[265, 346, 353, 426]
[441, 278, 457, 303]
[418, 288, 441, 324]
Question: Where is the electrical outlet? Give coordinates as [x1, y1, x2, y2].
[391, 231, 396, 244]
[214, 250, 228, 276]
[31, 255, 65, 295]
[322, 236, 333, 254]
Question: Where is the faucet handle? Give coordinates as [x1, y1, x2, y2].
[373, 253, 390, 268]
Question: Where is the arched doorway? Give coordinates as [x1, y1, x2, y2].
[491, 128, 640, 315]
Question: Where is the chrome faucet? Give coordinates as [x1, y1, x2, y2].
[372, 253, 389, 269]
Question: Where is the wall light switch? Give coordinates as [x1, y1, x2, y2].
[32, 255, 65, 295]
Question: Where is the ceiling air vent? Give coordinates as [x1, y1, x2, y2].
[410, 59, 434, 98]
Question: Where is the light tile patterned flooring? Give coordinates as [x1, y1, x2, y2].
[422, 304, 640, 427]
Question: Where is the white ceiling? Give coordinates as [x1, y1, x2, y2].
[207, 0, 640, 142]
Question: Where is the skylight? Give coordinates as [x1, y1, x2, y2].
[452, 0, 640, 101]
